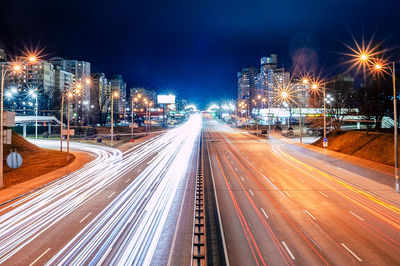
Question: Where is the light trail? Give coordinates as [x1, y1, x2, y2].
[0, 115, 202, 265]
[47, 114, 201, 265]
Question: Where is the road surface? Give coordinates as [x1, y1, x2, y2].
[205, 118, 400, 265]
[0, 115, 201, 265]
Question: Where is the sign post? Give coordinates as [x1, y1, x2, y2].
[323, 137, 328, 148]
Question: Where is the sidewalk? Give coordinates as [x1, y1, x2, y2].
[0, 150, 94, 205]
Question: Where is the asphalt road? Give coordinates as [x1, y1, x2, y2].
[205, 118, 400, 265]
[0, 115, 201, 265]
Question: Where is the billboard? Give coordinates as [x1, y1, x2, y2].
[157, 95, 175, 104]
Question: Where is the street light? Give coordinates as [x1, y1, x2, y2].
[29, 89, 38, 138]
[111, 90, 119, 147]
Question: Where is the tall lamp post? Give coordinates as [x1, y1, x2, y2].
[110, 90, 119, 147]
[28, 89, 38, 138]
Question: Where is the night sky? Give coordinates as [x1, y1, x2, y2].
[1, 0, 400, 108]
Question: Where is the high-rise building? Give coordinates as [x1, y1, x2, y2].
[109, 75, 127, 115]
[91, 73, 111, 125]
[237, 66, 258, 111]
[49, 57, 91, 124]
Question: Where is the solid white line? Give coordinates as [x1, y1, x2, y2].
[261, 208, 269, 219]
[284, 191, 291, 197]
[319, 191, 328, 198]
[240, 176, 245, 182]
[107, 192, 115, 198]
[29, 248, 51, 266]
[125, 178, 131, 183]
[349, 211, 364, 221]
[79, 212, 92, 223]
[137, 168, 142, 172]
[234, 167, 238, 172]
[249, 189, 254, 196]
[282, 241, 295, 260]
[305, 210, 316, 221]
[341, 243, 362, 262]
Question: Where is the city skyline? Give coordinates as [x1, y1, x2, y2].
[1, 0, 400, 108]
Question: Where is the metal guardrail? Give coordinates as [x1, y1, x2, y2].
[192, 131, 206, 266]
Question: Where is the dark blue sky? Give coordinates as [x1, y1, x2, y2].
[1, 0, 400, 108]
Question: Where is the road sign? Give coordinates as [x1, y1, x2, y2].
[3, 129, 11, 144]
[7, 151, 22, 169]
[3, 111, 15, 127]
[323, 137, 327, 142]
[62, 129, 75, 136]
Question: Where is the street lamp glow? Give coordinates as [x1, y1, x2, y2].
[360, 54, 368, 61]
[281, 91, 288, 99]
[302, 78, 309, 84]
[12, 64, 22, 72]
[375, 64, 382, 70]
[311, 84, 318, 90]
[85, 78, 91, 85]
[28, 55, 37, 63]
[113, 91, 119, 98]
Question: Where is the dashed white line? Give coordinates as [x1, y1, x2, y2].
[249, 189, 254, 196]
[305, 210, 316, 221]
[284, 169, 289, 173]
[282, 241, 295, 260]
[349, 211, 364, 221]
[341, 243, 362, 262]
[29, 248, 51, 266]
[108, 192, 115, 198]
[261, 208, 269, 219]
[137, 168, 142, 172]
[125, 178, 131, 183]
[259, 168, 263, 172]
[298, 177, 305, 183]
[240, 176, 245, 182]
[79, 212, 92, 223]
[284, 191, 291, 197]
[230, 160, 234, 164]
[234, 167, 238, 172]
[227, 155, 230, 158]
[319, 191, 328, 198]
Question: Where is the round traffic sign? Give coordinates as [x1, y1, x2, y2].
[7, 151, 23, 169]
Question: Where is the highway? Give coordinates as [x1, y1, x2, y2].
[0, 115, 201, 265]
[205, 118, 400, 265]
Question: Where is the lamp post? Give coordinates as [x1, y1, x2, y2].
[60, 94, 64, 151]
[131, 97, 135, 140]
[372, 61, 399, 192]
[67, 92, 72, 160]
[29, 89, 38, 139]
[110, 91, 119, 147]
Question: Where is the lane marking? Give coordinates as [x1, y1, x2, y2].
[349, 211, 364, 221]
[261, 208, 269, 219]
[341, 243, 362, 262]
[137, 168, 142, 172]
[125, 178, 131, 183]
[284, 191, 291, 197]
[98, 246, 113, 265]
[107, 192, 115, 198]
[259, 168, 263, 172]
[234, 167, 238, 172]
[298, 177, 305, 183]
[240, 176, 245, 182]
[318, 191, 328, 198]
[284, 169, 289, 173]
[305, 210, 316, 221]
[29, 248, 51, 266]
[282, 241, 295, 260]
[230, 160, 234, 164]
[249, 189, 254, 196]
[79, 212, 92, 223]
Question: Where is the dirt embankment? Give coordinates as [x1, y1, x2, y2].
[3, 132, 75, 188]
[313, 131, 397, 166]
